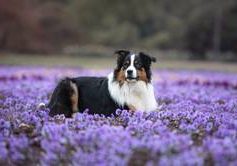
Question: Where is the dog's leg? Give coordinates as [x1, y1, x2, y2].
[48, 78, 78, 118]
[70, 81, 79, 113]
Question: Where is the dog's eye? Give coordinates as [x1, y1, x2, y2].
[134, 61, 142, 68]
[123, 61, 129, 68]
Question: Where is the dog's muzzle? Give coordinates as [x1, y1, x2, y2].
[125, 69, 138, 82]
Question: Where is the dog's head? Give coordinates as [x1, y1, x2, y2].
[113, 50, 156, 84]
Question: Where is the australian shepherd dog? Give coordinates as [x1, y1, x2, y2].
[48, 50, 157, 117]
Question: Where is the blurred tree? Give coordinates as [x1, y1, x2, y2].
[0, 0, 50, 52]
[0, 0, 77, 53]
[0, 0, 236, 58]
[184, 0, 237, 59]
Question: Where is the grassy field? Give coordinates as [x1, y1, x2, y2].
[1, 54, 237, 72]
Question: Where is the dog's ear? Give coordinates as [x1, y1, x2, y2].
[114, 50, 130, 68]
[139, 52, 156, 67]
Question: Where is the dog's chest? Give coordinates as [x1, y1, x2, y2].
[123, 83, 146, 109]
[109, 80, 157, 111]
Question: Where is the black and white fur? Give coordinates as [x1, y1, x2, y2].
[48, 50, 157, 117]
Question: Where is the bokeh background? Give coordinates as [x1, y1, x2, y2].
[0, 0, 237, 70]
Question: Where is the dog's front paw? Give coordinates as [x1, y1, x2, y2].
[128, 105, 136, 112]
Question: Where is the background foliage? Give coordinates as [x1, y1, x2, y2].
[0, 0, 237, 59]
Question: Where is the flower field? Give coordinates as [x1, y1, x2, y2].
[0, 66, 237, 166]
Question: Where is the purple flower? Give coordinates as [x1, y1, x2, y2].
[1, 66, 237, 165]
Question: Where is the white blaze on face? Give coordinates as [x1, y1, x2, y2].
[125, 54, 137, 79]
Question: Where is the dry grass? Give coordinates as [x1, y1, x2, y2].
[0, 54, 237, 72]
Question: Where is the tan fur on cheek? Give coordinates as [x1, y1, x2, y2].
[116, 69, 125, 86]
[137, 68, 148, 83]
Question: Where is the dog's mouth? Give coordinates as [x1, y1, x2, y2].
[126, 76, 138, 82]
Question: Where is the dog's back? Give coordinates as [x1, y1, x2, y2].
[73, 77, 121, 116]
[48, 77, 123, 117]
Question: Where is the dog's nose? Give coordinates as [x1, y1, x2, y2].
[127, 70, 133, 75]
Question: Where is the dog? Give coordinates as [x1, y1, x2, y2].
[48, 50, 158, 117]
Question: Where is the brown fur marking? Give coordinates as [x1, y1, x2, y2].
[115, 69, 125, 86]
[70, 82, 79, 113]
[137, 68, 148, 83]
